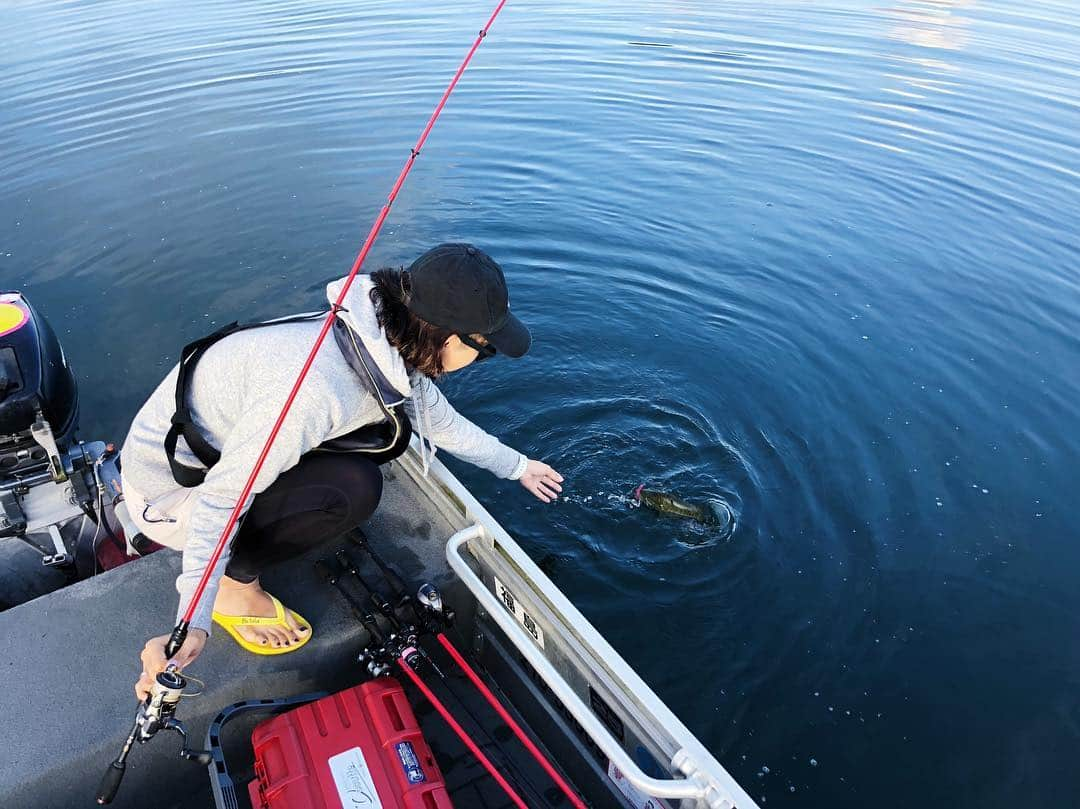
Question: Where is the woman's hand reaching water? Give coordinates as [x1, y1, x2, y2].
[520, 459, 564, 502]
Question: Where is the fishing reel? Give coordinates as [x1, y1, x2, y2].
[390, 582, 456, 678]
[318, 538, 458, 684]
[358, 647, 394, 678]
[416, 582, 455, 629]
[355, 599, 431, 679]
[96, 637, 210, 804]
[358, 581, 456, 680]
[362, 628, 442, 681]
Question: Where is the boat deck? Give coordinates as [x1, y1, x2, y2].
[0, 461, 472, 809]
[1, 448, 756, 809]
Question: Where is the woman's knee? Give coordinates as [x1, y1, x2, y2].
[247, 454, 382, 528]
[325, 456, 383, 521]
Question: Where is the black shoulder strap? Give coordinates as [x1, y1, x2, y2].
[164, 312, 327, 488]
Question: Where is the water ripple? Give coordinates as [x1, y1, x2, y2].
[4, 1, 1080, 806]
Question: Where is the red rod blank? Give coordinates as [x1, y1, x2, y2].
[180, 0, 510, 624]
[397, 656, 530, 809]
[437, 633, 588, 809]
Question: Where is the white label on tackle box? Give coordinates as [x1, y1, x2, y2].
[493, 575, 545, 649]
[328, 746, 383, 808]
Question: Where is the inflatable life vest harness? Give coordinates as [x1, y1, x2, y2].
[164, 311, 412, 488]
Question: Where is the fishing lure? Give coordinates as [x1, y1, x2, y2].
[632, 485, 734, 530]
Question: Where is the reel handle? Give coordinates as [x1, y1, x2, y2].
[95, 760, 125, 805]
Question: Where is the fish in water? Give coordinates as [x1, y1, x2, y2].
[632, 484, 735, 531]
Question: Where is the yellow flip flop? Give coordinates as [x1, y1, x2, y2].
[212, 594, 312, 655]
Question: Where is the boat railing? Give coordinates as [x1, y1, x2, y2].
[394, 443, 758, 809]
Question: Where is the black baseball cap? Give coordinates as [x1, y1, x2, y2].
[404, 243, 531, 358]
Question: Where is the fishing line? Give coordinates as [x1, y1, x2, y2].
[180, 673, 205, 698]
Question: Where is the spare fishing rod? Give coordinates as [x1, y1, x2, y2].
[336, 548, 403, 627]
[347, 528, 458, 630]
[314, 552, 533, 809]
[418, 584, 587, 809]
[332, 547, 453, 675]
[324, 550, 444, 679]
[331, 552, 560, 808]
[397, 653, 531, 809]
[348, 528, 412, 608]
[347, 531, 589, 809]
[314, 558, 394, 676]
[95, 2, 510, 803]
[327, 546, 583, 808]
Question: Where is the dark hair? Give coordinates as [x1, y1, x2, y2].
[369, 267, 454, 378]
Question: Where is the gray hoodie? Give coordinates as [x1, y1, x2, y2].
[120, 276, 527, 632]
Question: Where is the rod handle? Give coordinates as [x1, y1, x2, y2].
[164, 620, 189, 660]
[386, 567, 408, 599]
[314, 558, 337, 585]
[336, 549, 391, 610]
[96, 760, 125, 805]
[349, 532, 408, 597]
[334, 549, 357, 575]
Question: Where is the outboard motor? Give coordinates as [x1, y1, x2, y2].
[0, 292, 151, 609]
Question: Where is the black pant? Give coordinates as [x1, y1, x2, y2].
[224, 453, 383, 583]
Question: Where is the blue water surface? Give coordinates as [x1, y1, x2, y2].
[2, 1, 1078, 806]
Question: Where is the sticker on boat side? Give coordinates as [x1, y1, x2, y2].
[0, 302, 29, 337]
[493, 576, 545, 649]
[607, 761, 672, 809]
[328, 746, 383, 809]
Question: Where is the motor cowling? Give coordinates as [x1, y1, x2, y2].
[0, 291, 78, 444]
[0, 291, 157, 609]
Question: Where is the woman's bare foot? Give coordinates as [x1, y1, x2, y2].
[213, 577, 307, 648]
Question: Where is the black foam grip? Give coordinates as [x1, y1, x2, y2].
[350, 533, 408, 596]
[164, 621, 189, 659]
[96, 761, 125, 805]
[130, 533, 153, 555]
[314, 559, 336, 584]
[188, 749, 213, 766]
[384, 566, 407, 598]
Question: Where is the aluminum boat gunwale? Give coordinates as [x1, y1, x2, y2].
[0, 439, 757, 809]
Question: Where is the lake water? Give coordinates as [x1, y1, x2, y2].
[3, 1, 1078, 806]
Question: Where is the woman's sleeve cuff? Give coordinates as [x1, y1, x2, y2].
[508, 453, 529, 481]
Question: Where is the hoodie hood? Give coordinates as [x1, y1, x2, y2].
[327, 275, 412, 399]
[327, 274, 441, 476]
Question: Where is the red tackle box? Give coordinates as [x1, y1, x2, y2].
[248, 678, 454, 809]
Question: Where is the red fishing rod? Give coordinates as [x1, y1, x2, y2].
[169, 0, 509, 660]
[398, 652, 531, 809]
[345, 531, 589, 809]
[97, 2, 510, 803]
[319, 554, 534, 808]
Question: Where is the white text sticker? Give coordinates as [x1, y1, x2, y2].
[328, 746, 383, 809]
[493, 576, 545, 649]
